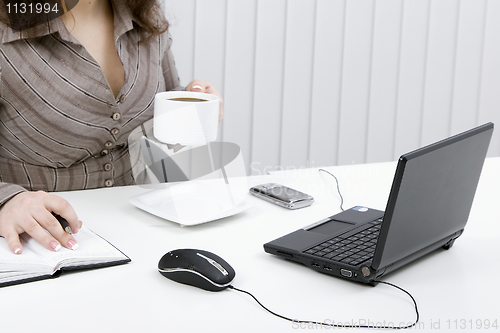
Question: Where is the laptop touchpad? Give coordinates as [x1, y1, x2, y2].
[308, 220, 354, 235]
[306, 207, 385, 236]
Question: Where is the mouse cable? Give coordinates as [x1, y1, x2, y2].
[318, 168, 345, 211]
[228, 280, 419, 330]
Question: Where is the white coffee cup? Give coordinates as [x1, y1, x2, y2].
[153, 91, 219, 145]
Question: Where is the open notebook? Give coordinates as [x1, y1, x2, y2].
[0, 226, 130, 287]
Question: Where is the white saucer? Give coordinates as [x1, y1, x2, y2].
[129, 183, 253, 226]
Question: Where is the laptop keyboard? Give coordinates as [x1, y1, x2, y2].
[303, 219, 382, 266]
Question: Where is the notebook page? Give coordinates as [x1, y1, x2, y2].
[0, 236, 53, 283]
[23, 226, 127, 272]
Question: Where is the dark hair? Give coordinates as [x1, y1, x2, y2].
[0, 0, 168, 41]
[126, 0, 168, 41]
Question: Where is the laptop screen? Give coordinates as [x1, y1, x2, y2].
[372, 123, 494, 269]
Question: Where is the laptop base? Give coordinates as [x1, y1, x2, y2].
[264, 207, 464, 285]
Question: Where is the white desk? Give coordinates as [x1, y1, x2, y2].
[1, 158, 499, 332]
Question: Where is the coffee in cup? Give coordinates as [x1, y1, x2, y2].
[167, 97, 208, 102]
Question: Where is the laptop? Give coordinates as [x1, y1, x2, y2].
[264, 123, 494, 285]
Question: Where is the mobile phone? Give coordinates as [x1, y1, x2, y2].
[249, 183, 314, 210]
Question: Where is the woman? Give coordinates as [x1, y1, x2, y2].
[0, 0, 222, 254]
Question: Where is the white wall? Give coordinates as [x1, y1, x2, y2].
[163, 0, 500, 175]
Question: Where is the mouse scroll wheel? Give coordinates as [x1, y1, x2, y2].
[210, 260, 228, 276]
[196, 253, 229, 276]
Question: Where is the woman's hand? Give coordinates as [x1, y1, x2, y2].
[0, 191, 82, 254]
[186, 79, 224, 121]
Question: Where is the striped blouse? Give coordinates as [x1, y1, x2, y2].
[0, 1, 181, 205]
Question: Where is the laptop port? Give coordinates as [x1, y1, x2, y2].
[340, 269, 353, 278]
[323, 266, 333, 271]
[312, 263, 321, 268]
[277, 251, 293, 258]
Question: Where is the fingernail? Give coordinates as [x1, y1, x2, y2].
[14, 247, 21, 254]
[50, 241, 61, 252]
[75, 220, 83, 234]
[68, 239, 79, 250]
[192, 85, 203, 90]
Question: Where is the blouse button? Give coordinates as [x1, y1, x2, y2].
[104, 179, 114, 187]
[104, 163, 113, 171]
[104, 141, 113, 148]
[110, 128, 120, 135]
[112, 112, 121, 121]
[101, 149, 109, 156]
[119, 95, 126, 103]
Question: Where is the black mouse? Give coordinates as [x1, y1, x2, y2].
[158, 249, 235, 291]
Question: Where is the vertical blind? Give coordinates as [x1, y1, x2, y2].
[164, 0, 500, 175]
